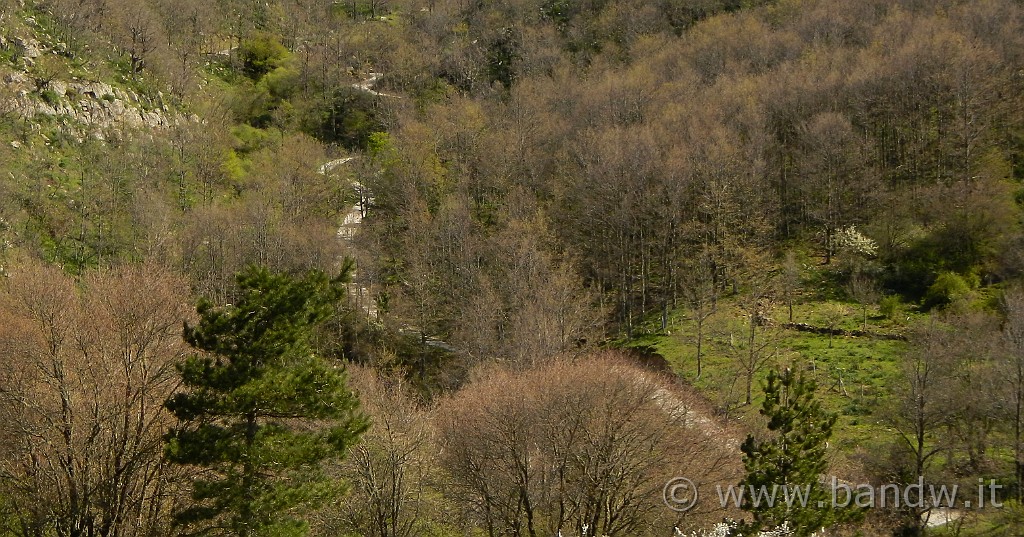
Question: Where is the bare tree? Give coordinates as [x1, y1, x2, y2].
[793, 112, 874, 264]
[437, 353, 740, 537]
[781, 250, 800, 323]
[319, 366, 437, 537]
[883, 320, 959, 536]
[1002, 288, 1024, 501]
[731, 252, 778, 405]
[846, 271, 880, 331]
[0, 260, 192, 537]
[680, 251, 718, 380]
[821, 303, 847, 349]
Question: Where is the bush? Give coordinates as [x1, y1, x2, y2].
[879, 295, 901, 320]
[231, 124, 272, 154]
[229, 80, 275, 127]
[39, 89, 60, 105]
[261, 66, 299, 101]
[237, 33, 289, 80]
[922, 272, 971, 310]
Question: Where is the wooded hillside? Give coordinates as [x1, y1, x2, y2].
[1, 0, 1023, 535]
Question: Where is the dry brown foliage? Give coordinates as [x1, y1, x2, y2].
[436, 351, 742, 537]
[0, 260, 193, 537]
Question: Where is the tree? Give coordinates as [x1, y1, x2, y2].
[845, 271, 880, 331]
[681, 251, 718, 380]
[732, 252, 778, 406]
[792, 112, 875, 264]
[322, 366, 441, 537]
[781, 251, 800, 324]
[437, 353, 738, 537]
[739, 368, 859, 537]
[1004, 288, 1024, 502]
[0, 261, 191, 537]
[164, 266, 368, 537]
[820, 303, 847, 349]
[941, 313, 1001, 475]
[883, 320, 960, 536]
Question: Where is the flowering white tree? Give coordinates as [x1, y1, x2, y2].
[834, 225, 877, 258]
[676, 520, 793, 537]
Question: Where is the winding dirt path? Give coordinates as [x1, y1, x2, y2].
[321, 156, 456, 352]
[321, 157, 377, 319]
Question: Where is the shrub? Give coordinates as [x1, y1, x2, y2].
[879, 295, 901, 320]
[237, 33, 289, 80]
[923, 272, 971, 310]
[261, 66, 299, 100]
[39, 89, 60, 105]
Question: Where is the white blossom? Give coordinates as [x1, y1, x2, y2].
[677, 520, 793, 537]
[834, 225, 877, 257]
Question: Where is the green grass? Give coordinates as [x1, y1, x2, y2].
[622, 292, 921, 456]
[927, 502, 1024, 537]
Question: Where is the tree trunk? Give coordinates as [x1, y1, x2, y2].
[695, 316, 703, 380]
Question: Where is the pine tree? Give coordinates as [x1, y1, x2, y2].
[164, 266, 369, 537]
[737, 368, 860, 536]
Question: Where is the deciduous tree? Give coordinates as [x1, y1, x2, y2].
[437, 354, 739, 537]
[0, 261, 191, 537]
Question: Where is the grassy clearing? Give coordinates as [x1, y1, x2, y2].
[624, 291, 923, 456]
[625, 275, 1017, 536]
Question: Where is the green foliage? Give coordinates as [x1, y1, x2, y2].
[238, 33, 289, 80]
[366, 131, 393, 159]
[39, 88, 60, 105]
[221, 148, 247, 182]
[302, 87, 384, 150]
[231, 79, 276, 127]
[923, 272, 972, 310]
[231, 65, 300, 129]
[0, 493, 15, 537]
[231, 124, 273, 154]
[164, 266, 369, 537]
[334, 0, 388, 19]
[879, 295, 901, 320]
[486, 28, 520, 89]
[262, 65, 300, 101]
[739, 368, 861, 536]
[541, 0, 578, 28]
[994, 500, 1024, 532]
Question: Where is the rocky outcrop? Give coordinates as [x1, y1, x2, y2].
[6, 76, 173, 135]
[1, 28, 175, 138]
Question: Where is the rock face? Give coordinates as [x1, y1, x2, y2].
[9, 79, 173, 133]
[0, 31, 174, 136]
[11, 36, 42, 59]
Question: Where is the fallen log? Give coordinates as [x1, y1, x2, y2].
[781, 322, 908, 341]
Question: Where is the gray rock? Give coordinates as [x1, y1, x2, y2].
[14, 37, 41, 59]
[48, 80, 67, 97]
[4, 72, 28, 84]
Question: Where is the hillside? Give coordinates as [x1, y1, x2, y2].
[1, 0, 1024, 536]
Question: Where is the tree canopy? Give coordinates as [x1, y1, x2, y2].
[164, 266, 368, 537]
[739, 368, 859, 536]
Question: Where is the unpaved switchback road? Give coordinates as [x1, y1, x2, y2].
[321, 157, 376, 318]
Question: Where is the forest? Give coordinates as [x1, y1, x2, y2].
[0, 0, 1024, 535]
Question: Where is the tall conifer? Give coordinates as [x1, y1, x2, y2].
[738, 368, 860, 536]
[165, 266, 368, 537]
